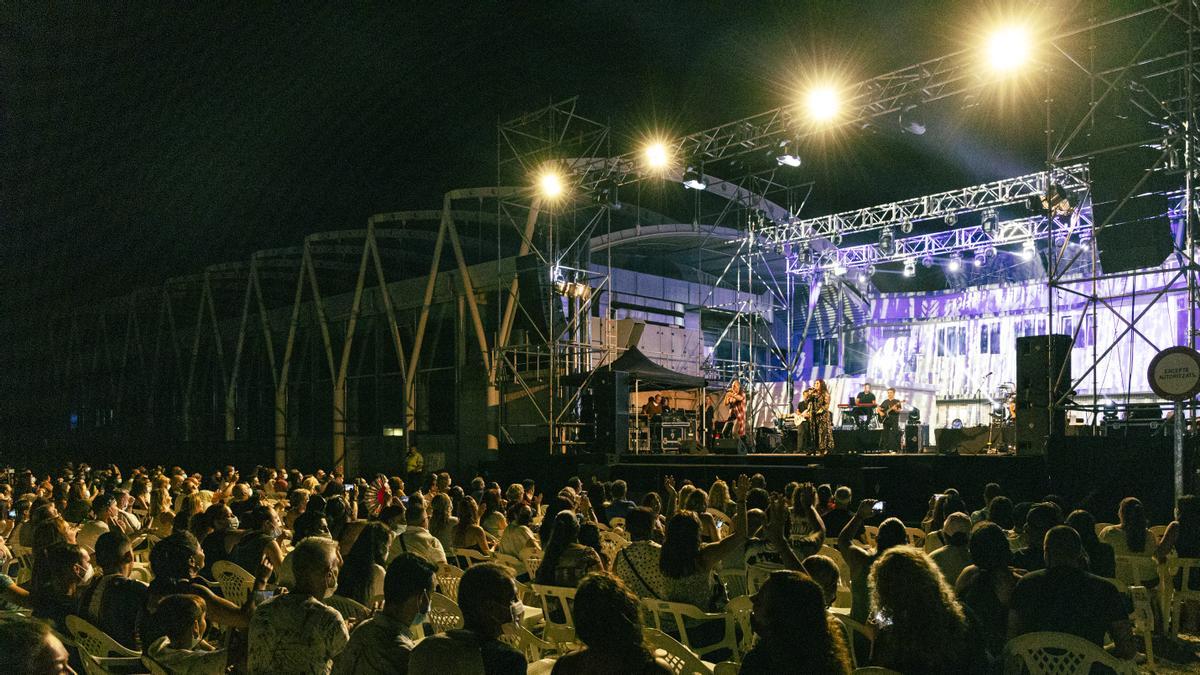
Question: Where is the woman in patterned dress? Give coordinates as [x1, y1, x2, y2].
[809, 379, 834, 454]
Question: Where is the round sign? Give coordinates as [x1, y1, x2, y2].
[1148, 346, 1200, 401]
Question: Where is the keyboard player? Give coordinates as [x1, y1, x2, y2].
[853, 383, 877, 430]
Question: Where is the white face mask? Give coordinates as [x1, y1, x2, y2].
[509, 599, 525, 626]
[79, 563, 95, 584]
[227, 516, 240, 529]
[411, 593, 431, 627]
[323, 569, 339, 599]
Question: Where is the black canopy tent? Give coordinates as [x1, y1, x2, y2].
[561, 347, 707, 390]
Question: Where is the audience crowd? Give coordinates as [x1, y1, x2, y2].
[0, 459, 1196, 674]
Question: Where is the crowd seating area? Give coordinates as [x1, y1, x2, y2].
[0, 461, 1196, 674]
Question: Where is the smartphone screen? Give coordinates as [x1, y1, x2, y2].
[344, 484, 354, 492]
[872, 501, 886, 513]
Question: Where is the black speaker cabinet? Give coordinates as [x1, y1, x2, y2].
[1015, 335, 1071, 455]
[586, 370, 629, 454]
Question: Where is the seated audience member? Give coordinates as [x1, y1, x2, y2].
[640, 491, 667, 542]
[31, 542, 91, 632]
[536, 511, 603, 588]
[838, 500, 908, 622]
[971, 483, 1003, 525]
[498, 504, 538, 560]
[479, 490, 508, 540]
[293, 495, 330, 539]
[77, 531, 148, 650]
[551, 573, 671, 675]
[788, 483, 827, 559]
[1066, 509, 1115, 578]
[612, 506, 666, 599]
[144, 594, 229, 675]
[1100, 496, 1159, 585]
[453, 496, 494, 560]
[740, 570, 851, 674]
[228, 504, 285, 573]
[800, 554, 841, 608]
[930, 512, 972, 585]
[822, 487, 853, 540]
[228, 483, 257, 520]
[0, 617, 74, 674]
[249, 537, 350, 673]
[604, 479, 637, 525]
[870, 546, 985, 674]
[336, 521, 390, 606]
[657, 476, 749, 646]
[1012, 502, 1062, 572]
[577, 522, 608, 569]
[956, 522, 1021, 660]
[428, 493, 459, 555]
[407, 634, 486, 675]
[141, 531, 259, 647]
[284, 488, 310, 531]
[682, 488, 721, 543]
[77, 493, 121, 550]
[199, 503, 240, 579]
[1009, 525, 1137, 660]
[332, 553, 437, 675]
[446, 563, 526, 675]
[388, 496, 447, 565]
[1158, 493, 1200, 560]
[112, 489, 141, 533]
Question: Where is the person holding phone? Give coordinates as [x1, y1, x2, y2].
[837, 499, 908, 622]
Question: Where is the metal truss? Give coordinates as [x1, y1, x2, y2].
[762, 164, 1090, 246]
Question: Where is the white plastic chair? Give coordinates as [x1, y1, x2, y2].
[1165, 556, 1200, 638]
[835, 614, 875, 669]
[818, 544, 854, 608]
[436, 562, 465, 602]
[725, 595, 755, 659]
[452, 547, 493, 567]
[706, 508, 733, 533]
[500, 621, 561, 662]
[904, 527, 926, 548]
[521, 548, 543, 579]
[641, 598, 738, 662]
[1128, 585, 1156, 670]
[493, 552, 523, 575]
[325, 594, 371, 623]
[530, 583, 578, 646]
[644, 627, 715, 674]
[1149, 524, 1168, 541]
[211, 560, 255, 606]
[1002, 631, 1137, 675]
[1113, 554, 1158, 590]
[66, 615, 142, 675]
[717, 569, 747, 599]
[412, 591, 464, 639]
[862, 526, 878, 547]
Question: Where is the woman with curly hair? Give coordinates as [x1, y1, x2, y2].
[740, 570, 851, 674]
[551, 573, 670, 675]
[869, 546, 986, 674]
[428, 492, 458, 555]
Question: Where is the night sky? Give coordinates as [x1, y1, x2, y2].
[2, 1, 1054, 316]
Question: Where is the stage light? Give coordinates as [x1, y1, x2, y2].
[986, 25, 1031, 73]
[986, 245, 998, 260]
[594, 177, 620, 209]
[948, 253, 962, 272]
[971, 251, 984, 268]
[900, 219, 914, 234]
[832, 260, 848, 276]
[801, 245, 814, 266]
[868, 264, 878, 277]
[857, 271, 869, 284]
[1020, 239, 1036, 260]
[644, 142, 670, 170]
[775, 139, 802, 167]
[981, 208, 999, 236]
[806, 85, 840, 123]
[538, 171, 564, 199]
[830, 230, 843, 246]
[878, 228, 895, 255]
[898, 103, 926, 135]
[944, 213, 958, 226]
[921, 255, 934, 268]
[681, 165, 707, 190]
[903, 259, 916, 277]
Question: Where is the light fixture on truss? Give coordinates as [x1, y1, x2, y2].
[878, 227, 895, 255]
[1020, 239, 1036, 261]
[903, 259, 916, 277]
[900, 219, 914, 234]
[775, 139, 802, 167]
[682, 164, 707, 190]
[921, 255, 935, 268]
[981, 208, 999, 236]
[948, 252, 962, 272]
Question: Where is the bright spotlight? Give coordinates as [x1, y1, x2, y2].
[538, 171, 564, 199]
[681, 165, 707, 191]
[806, 86, 840, 123]
[903, 259, 916, 278]
[948, 253, 962, 272]
[832, 261, 848, 276]
[1020, 239, 1036, 260]
[644, 142, 670, 170]
[971, 251, 984, 268]
[986, 25, 1031, 73]
[921, 255, 935, 269]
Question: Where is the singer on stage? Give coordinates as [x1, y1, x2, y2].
[805, 379, 834, 454]
[723, 380, 747, 449]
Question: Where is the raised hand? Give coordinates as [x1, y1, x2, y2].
[856, 499, 879, 519]
[799, 482, 817, 508]
[734, 474, 750, 501]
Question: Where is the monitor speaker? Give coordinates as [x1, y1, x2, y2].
[1090, 150, 1174, 274]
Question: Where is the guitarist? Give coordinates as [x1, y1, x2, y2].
[877, 387, 903, 452]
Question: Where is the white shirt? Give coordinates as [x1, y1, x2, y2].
[77, 520, 111, 551]
[387, 526, 447, 565]
[146, 636, 228, 675]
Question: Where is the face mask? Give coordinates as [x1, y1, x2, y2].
[509, 599, 525, 626]
[323, 569, 339, 599]
[227, 516, 240, 529]
[271, 526, 283, 539]
[79, 563, 95, 584]
[411, 594, 431, 627]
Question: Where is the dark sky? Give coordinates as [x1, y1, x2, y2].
[1, 1, 1053, 315]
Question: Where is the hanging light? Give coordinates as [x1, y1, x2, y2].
[1020, 239, 1036, 261]
[948, 252, 962, 272]
[775, 139, 802, 167]
[681, 164, 707, 190]
[878, 227, 895, 255]
[900, 219, 914, 234]
[944, 213, 958, 226]
[981, 208, 999, 236]
[971, 250, 984, 268]
[903, 259, 917, 277]
[868, 264, 878, 277]
[832, 260, 848, 276]
[921, 255, 935, 268]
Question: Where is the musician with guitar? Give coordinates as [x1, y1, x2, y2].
[877, 387, 904, 452]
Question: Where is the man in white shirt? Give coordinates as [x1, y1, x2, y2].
[387, 495, 446, 565]
[77, 493, 122, 551]
[248, 537, 349, 674]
